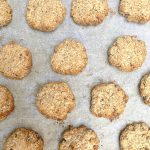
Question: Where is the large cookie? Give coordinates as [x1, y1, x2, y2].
[120, 0, 150, 24]
[51, 39, 88, 75]
[0, 0, 12, 27]
[0, 85, 14, 121]
[36, 82, 75, 121]
[59, 125, 99, 150]
[26, 0, 66, 31]
[91, 83, 128, 119]
[71, 0, 109, 26]
[4, 128, 44, 150]
[120, 122, 150, 150]
[0, 41, 32, 79]
[108, 36, 147, 72]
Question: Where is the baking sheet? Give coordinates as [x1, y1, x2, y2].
[0, 0, 150, 149]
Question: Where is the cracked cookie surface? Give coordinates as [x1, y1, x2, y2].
[71, 0, 109, 26]
[140, 73, 150, 106]
[26, 0, 66, 31]
[36, 82, 75, 121]
[0, 0, 12, 27]
[91, 83, 128, 119]
[120, 0, 150, 23]
[59, 125, 99, 150]
[0, 85, 14, 121]
[51, 39, 88, 75]
[120, 122, 150, 150]
[0, 41, 32, 79]
[4, 128, 44, 150]
[108, 36, 147, 72]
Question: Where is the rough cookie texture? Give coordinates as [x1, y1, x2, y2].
[120, 0, 150, 24]
[0, 85, 14, 121]
[108, 36, 147, 72]
[26, 0, 66, 32]
[0, 41, 32, 79]
[4, 128, 44, 150]
[120, 122, 150, 150]
[59, 125, 99, 150]
[140, 73, 150, 106]
[51, 39, 88, 75]
[71, 0, 109, 26]
[91, 83, 128, 119]
[0, 0, 12, 27]
[36, 82, 75, 121]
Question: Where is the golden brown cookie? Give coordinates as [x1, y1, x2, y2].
[0, 0, 12, 27]
[51, 39, 88, 75]
[108, 36, 147, 72]
[71, 0, 109, 26]
[90, 83, 128, 119]
[59, 125, 99, 150]
[0, 85, 14, 121]
[140, 73, 150, 106]
[4, 128, 44, 150]
[36, 82, 75, 121]
[120, 122, 150, 150]
[120, 0, 150, 24]
[26, 0, 66, 32]
[0, 41, 32, 79]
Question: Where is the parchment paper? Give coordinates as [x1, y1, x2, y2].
[0, 0, 150, 149]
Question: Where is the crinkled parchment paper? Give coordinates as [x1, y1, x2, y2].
[0, 0, 150, 149]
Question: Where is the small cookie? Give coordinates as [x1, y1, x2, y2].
[108, 36, 147, 72]
[0, 0, 12, 27]
[91, 83, 128, 119]
[140, 73, 150, 105]
[120, 0, 150, 24]
[4, 128, 44, 150]
[59, 125, 99, 150]
[0, 85, 14, 121]
[71, 0, 109, 26]
[36, 82, 75, 121]
[120, 122, 150, 150]
[51, 39, 88, 75]
[26, 0, 66, 32]
[0, 41, 32, 79]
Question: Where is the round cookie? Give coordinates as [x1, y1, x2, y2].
[108, 36, 147, 72]
[0, 85, 14, 121]
[51, 39, 88, 75]
[0, 0, 12, 27]
[4, 128, 44, 150]
[90, 83, 128, 119]
[120, 0, 150, 24]
[26, 0, 66, 32]
[140, 73, 150, 105]
[0, 41, 32, 79]
[120, 122, 150, 150]
[36, 82, 75, 121]
[59, 125, 99, 150]
[71, 0, 109, 26]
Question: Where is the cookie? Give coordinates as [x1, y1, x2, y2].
[71, 0, 109, 26]
[26, 0, 66, 32]
[0, 85, 14, 121]
[140, 73, 150, 106]
[51, 39, 88, 75]
[4, 128, 44, 150]
[36, 82, 75, 121]
[120, 0, 150, 24]
[0, 41, 32, 79]
[90, 83, 128, 119]
[0, 0, 12, 27]
[59, 125, 99, 150]
[108, 36, 147, 72]
[120, 122, 150, 150]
